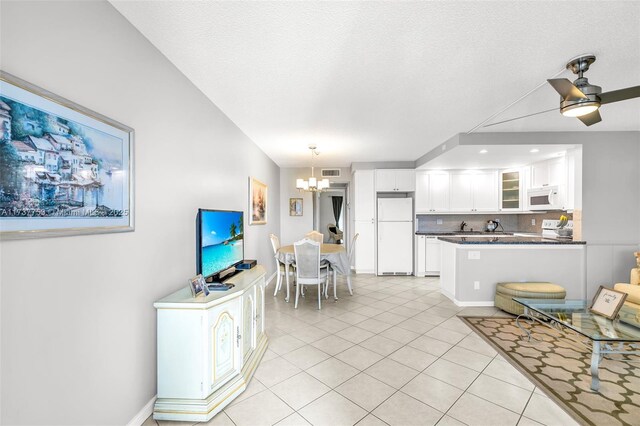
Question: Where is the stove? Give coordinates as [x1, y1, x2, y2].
[541, 219, 573, 239]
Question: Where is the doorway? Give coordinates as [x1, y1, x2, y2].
[317, 186, 347, 244]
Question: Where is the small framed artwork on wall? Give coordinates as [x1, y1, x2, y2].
[249, 177, 267, 225]
[289, 198, 303, 216]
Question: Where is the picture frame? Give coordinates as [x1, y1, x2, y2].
[289, 197, 303, 216]
[249, 177, 267, 225]
[589, 285, 628, 320]
[188, 274, 207, 297]
[0, 71, 134, 240]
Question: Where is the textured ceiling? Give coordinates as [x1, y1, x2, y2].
[111, 1, 640, 167]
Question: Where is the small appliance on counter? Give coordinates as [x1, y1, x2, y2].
[542, 219, 573, 239]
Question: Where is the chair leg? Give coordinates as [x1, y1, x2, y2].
[333, 269, 337, 301]
[285, 264, 291, 303]
[274, 269, 282, 296]
[295, 283, 300, 309]
[347, 274, 353, 296]
[317, 283, 322, 310]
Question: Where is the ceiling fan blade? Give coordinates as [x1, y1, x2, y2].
[547, 78, 587, 100]
[577, 109, 602, 126]
[599, 86, 640, 104]
[482, 107, 558, 128]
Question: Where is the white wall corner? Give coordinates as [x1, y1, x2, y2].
[127, 395, 156, 426]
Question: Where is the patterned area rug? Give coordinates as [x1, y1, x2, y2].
[460, 316, 640, 426]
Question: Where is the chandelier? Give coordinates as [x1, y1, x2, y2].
[296, 145, 330, 192]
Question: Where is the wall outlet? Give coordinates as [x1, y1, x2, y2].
[468, 251, 481, 260]
[436, 219, 443, 225]
[474, 281, 480, 290]
[531, 218, 536, 226]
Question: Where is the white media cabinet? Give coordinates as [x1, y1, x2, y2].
[153, 266, 267, 421]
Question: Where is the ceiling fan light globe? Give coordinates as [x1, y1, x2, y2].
[560, 101, 600, 117]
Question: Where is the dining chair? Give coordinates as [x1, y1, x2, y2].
[293, 238, 329, 310]
[305, 231, 324, 244]
[324, 232, 358, 299]
[269, 234, 295, 298]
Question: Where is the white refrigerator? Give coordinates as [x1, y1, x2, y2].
[377, 198, 414, 275]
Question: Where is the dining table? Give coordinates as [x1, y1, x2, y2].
[276, 243, 351, 302]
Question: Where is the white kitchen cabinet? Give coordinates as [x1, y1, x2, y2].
[450, 171, 497, 212]
[500, 169, 523, 211]
[425, 237, 441, 275]
[354, 220, 375, 273]
[449, 173, 474, 211]
[354, 170, 375, 221]
[375, 169, 415, 192]
[154, 267, 268, 422]
[416, 235, 426, 277]
[415, 171, 450, 213]
[531, 156, 566, 188]
[472, 171, 499, 211]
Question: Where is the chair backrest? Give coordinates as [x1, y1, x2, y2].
[305, 231, 324, 244]
[348, 233, 359, 263]
[269, 233, 280, 254]
[294, 238, 321, 282]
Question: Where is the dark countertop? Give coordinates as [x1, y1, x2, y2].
[415, 231, 515, 236]
[437, 236, 586, 245]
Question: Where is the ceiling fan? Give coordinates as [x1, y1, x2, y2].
[479, 54, 640, 130]
[548, 54, 640, 126]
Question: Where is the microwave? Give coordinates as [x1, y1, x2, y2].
[527, 186, 563, 210]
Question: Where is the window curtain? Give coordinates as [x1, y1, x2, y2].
[331, 196, 343, 229]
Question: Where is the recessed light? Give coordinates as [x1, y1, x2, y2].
[479, 149, 488, 154]
[530, 148, 539, 153]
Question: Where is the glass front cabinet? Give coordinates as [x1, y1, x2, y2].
[500, 169, 523, 211]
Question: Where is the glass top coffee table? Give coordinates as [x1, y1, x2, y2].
[513, 298, 640, 391]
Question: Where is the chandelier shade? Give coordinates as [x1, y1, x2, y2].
[296, 146, 330, 192]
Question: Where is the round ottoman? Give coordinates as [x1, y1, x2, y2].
[495, 282, 566, 315]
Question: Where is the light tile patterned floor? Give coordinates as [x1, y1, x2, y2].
[145, 274, 579, 426]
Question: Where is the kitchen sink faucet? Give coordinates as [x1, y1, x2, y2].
[460, 221, 467, 232]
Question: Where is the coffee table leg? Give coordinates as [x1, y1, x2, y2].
[590, 341, 601, 391]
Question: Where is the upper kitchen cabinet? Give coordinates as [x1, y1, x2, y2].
[449, 171, 498, 212]
[415, 171, 449, 213]
[354, 170, 375, 221]
[375, 169, 415, 192]
[531, 156, 566, 188]
[499, 168, 524, 211]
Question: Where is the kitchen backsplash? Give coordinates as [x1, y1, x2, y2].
[416, 212, 573, 234]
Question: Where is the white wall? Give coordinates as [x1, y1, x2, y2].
[0, 1, 280, 424]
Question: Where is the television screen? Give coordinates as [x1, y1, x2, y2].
[197, 209, 244, 278]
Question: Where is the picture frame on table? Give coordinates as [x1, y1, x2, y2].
[289, 198, 303, 216]
[0, 71, 134, 240]
[590, 285, 628, 320]
[188, 274, 207, 297]
[249, 177, 267, 225]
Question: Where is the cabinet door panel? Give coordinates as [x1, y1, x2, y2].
[415, 172, 429, 212]
[429, 173, 450, 211]
[375, 170, 396, 191]
[473, 171, 498, 211]
[449, 173, 473, 211]
[416, 236, 426, 276]
[355, 171, 375, 221]
[531, 162, 549, 187]
[255, 281, 265, 339]
[395, 170, 415, 192]
[242, 291, 255, 361]
[425, 239, 441, 274]
[354, 221, 375, 273]
[207, 301, 241, 394]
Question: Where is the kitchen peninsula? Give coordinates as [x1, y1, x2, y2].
[439, 236, 586, 306]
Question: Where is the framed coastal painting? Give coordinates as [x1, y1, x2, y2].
[0, 71, 134, 240]
[249, 177, 267, 225]
[289, 198, 303, 216]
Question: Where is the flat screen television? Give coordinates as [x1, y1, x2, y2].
[196, 209, 244, 282]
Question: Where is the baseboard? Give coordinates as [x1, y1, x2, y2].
[265, 271, 277, 287]
[127, 395, 156, 426]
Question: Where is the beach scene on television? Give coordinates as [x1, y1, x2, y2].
[200, 210, 244, 277]
[0, 95, 126, 218]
